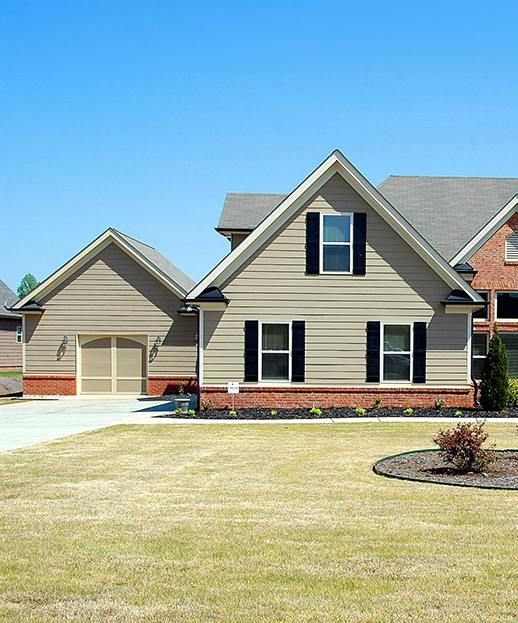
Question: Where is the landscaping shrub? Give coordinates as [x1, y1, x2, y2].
[371, 397, 382, 409]
[480, 327, 509, 411]
[434, 397, 445, 410]
[507, 378, 518, 407]
[355, 407, 366, 416]
[434, 422, 496, 473]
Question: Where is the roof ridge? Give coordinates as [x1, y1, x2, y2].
[383, 174, 518, 181]
[225, 192, 286, 197]
[111, 228, 156, 250]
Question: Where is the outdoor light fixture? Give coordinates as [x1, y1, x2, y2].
[154, 336, 162, 347]
[62, 335, 68, 345]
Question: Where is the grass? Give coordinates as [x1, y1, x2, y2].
[1, 422, 518, 622]
[0, 370, 22, 378]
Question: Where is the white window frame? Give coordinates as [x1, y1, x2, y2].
[258, 320, 292, 383]
[16, 325, 22, 344]
[319, 213, 353, 274]
[380, 322, 413, 384]
[472, 332, 489, 380]
[473, 290, 489, 322]
[495, 291, 518, 322]
[505, 231, 518, 261]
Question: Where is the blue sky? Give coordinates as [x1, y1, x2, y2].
[2, 1, 518, 292]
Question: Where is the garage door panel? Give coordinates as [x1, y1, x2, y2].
[116, 379, 146, 393]
[82, 378, 112, 393]
[82, 337, 112, 377]
[116, 337, 146, 377]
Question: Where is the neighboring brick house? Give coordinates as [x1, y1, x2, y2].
[0, 279, 22, 370]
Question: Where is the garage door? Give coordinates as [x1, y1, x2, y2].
[80, 335, 147, 394]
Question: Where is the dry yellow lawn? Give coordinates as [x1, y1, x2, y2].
[0, 422, 517, 622]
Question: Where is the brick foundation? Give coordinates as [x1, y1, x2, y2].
[200, 385, 475, 409]
[24, 375, 76, 396]
[147, 376, 197, 396]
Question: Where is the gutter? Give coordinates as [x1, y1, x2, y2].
[178, 303, 201, 410]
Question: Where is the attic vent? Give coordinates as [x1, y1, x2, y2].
[506, 231, 518, 261]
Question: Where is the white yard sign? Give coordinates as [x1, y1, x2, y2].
[227, 381, 240, 394]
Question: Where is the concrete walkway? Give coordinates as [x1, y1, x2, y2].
[0, 397, 516, 453]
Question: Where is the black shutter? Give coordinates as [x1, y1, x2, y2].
[413, 322, 427, 383]
[366, 321, 380, 382]
[306, 212, 320, 275]
[353, 212, 367, 275]
[291, 321, 305, 382]
[244, 320, 259, 382]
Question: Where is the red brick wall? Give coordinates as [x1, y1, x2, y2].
[470, 212, 518, 337]
[200, 385, 474, 409]
[24, 375, 197, 396]
[148, 376, 197, 396]
[24, 376, 76, 396]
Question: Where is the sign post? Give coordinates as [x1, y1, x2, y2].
[227, 381, 240, 411]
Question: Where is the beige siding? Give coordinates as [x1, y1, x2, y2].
[203, 173, 469, 386]
[0, 318, 22, 369]
[25, 242, 196, 377]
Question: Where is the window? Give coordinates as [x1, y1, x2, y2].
[472, 332, 488, 380]
[260, 323, 290, 381]
[321, 214, 352, 273]
[496, 292, 518, 320]
[382, 324, 412, 382]
[473, 291, 489, 321]
[506, 231, 518, 261]
[16, 326, 22, 344]
[500, 333, 518, 378]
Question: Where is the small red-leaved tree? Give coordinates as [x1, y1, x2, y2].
[434, 422, 496, 473]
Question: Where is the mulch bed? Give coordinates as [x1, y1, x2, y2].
[155, 406, 518, 420]
[374, 449, 518, 490]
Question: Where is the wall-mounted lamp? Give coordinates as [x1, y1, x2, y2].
[62, 335, 68, 346]
[154, 336, 162, 347]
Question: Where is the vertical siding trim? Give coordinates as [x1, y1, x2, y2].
[199, 307, 204, 385]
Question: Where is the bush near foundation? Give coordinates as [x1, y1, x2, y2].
[480, 327, 509, 411]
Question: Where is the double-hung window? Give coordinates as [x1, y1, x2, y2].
[496, 292, 518, 321]
[472, 333, 488, 380]
[382, 324, 412, 382]
[260, 322, 291, 381]
[321, 214, 352, 273]
[16, 326, 22, 344]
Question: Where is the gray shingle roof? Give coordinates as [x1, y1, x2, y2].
[379, 176, 518, 261]
[0, 279, 21, 318]
[113, 230, 195, 294]
[218, 177, 518, 261]
[217, 193, 286, 231]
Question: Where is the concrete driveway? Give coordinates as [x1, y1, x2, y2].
[0, 397, 178, 453]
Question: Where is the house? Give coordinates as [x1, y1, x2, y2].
[11, 149, 518, 407]
[187, 151, 485, 408]
[10, 229, 197, 396]
[0, 279, 22, 370]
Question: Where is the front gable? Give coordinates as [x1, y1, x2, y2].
[188, 150, 480, 304]
[470, 212, 518, 291]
